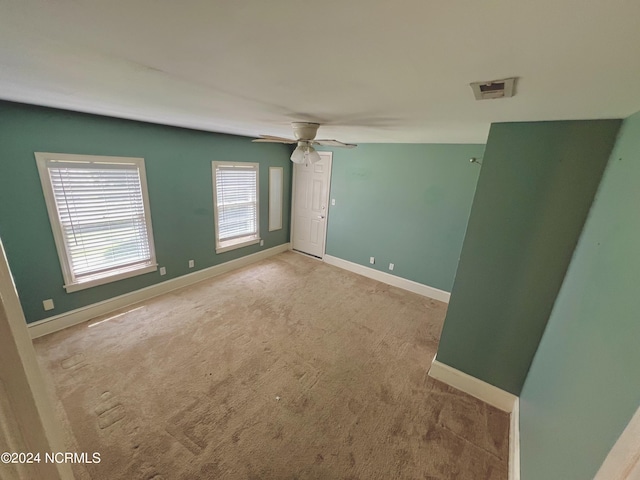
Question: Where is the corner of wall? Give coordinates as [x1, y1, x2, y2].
[427, 356, 520, 479]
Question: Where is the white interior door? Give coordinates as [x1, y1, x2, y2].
[291, 151, 332, 258]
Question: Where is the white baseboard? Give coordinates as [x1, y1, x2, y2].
[28, 243, 291, 339]
[428, 358, 517, 412]
[323, 255, 451, 303]
[428, 357, 519, 479]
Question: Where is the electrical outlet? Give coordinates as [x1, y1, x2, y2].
[260, 240, 264, 246]
[159, 267, 166, 276]
[43, 299, 54, 311]
[369, 257, 375, 265]
[188, 260, 194, 268]
[331, 198, 336, 206]
[389, 263, 395, 271]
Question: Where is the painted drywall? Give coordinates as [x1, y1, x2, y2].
[323, 144, 484, 292]
[0, 101, 292, 323]
[519, 111, 640, 479]
[437, 120, 621, 395]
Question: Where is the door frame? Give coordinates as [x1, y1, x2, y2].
[594, 405, 640, 479]
[0, 239, 74, 479]
[290, 150, 333, 259]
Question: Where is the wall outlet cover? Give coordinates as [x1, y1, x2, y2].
[369, 257, 375, 264]
[43, 299, 54, 311]
[188, 260, 194, 268]
[160, 267, 166, 275]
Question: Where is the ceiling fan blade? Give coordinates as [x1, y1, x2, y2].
[252, 138, 296, 144]
[314, 139, 358, 148]
[255, 135, 297, 143]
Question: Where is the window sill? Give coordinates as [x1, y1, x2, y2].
[216, 237, 260, 254]
[64, 263, 158, 293]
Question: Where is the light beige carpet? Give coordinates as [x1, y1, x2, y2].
[34, 251, 509, 479]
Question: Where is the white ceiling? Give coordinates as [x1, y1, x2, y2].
[1, 0, 639, 143]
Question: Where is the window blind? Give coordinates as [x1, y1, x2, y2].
[214, 163, 259, 247]
[47, 161, 154, 284]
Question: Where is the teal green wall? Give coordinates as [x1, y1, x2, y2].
[324, 144, 484, 292]
[519, 111, 640, 479]
[0, 101, 292, 324]
[437, 120, 621, 394]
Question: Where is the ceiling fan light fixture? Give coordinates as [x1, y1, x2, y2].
[290, 142, 322, 165]
[290, 145, 306, 164]
[306, 146, 321, 164]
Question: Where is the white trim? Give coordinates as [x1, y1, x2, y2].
[428, 358, 517, 413]
[64, 263, 157, 293]
[268, 166, 283, 232]
[212, 161, 260, 254]
[0, 241, 74, 479]
[428, 357, 520, 479]
[319, 151, 332, 259]
[510, 398, 520, 480]
[594, 405, 640, 480]
[215, 237, 260, 254]
[323, 254, 451, 303]
[35, 152, 157, 293]
[28, 243, 290, 339]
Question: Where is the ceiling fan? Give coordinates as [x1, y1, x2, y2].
[252, 122, 357, 164]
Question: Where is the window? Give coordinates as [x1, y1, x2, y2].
[36, 153, 157, 292]
[268, 166, 283, 231]
[212, 161, 260, 253]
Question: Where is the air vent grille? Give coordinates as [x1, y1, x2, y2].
[470, 77, 517, 100]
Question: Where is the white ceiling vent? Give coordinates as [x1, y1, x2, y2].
[470, 77, 517, 100]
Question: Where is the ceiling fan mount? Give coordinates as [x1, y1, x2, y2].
[291, 122, 320, 141]
[252, 122, 357, 164]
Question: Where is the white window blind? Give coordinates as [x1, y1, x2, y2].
[36, 153, 157, 292]
[213, 162, 260, 253]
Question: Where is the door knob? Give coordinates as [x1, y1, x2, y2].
[318, 215, 325, 219]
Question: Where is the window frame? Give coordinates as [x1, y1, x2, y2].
[35, 152, 157, 293]
[212, 161, 261, 254]
[268, 166, 284, 232]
